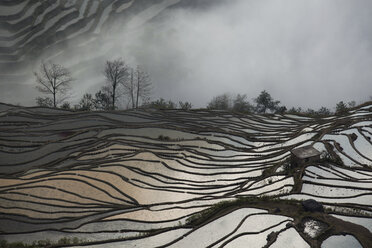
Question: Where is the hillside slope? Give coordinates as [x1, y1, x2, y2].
[0, 0, 224, 105]
[0, 103, 371, 247]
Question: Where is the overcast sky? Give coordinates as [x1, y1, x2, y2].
[127, 0, 372, 109]
[2, 0, 372, 109]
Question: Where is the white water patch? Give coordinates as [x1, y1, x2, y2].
[98, 127, 200, 140]
[321, 235, 362, 248]
[361, 126, 372, 134]
[234, 214, 292, 235]
[305, 166, 341, 180]
[351, 121, 372, 128]
[336, 149, 362, 167]
[168, 208, 267, 247]
[224, 217, 291, 248]
[353, 131, 372, 160]
[302, 127, 314, 132]
[284, 114, 313, 120]
[322, 134, 371, 166]
[304, 176, 372, 188]
[305, 164, 372, 182]
[71, 218, 185, 232]
[331, 165, 372, 179]
[72, 228, 190, 248]
[301, 183, 371, 198]
[313, 142, 327, 153]
[339, 128, 359, 136]
[254, 133, 317, 151]
[330, 215, 372, 233]
[271, 228, 310, 248]
[242, 176, 294, 196]
[106, 207, 206, 222]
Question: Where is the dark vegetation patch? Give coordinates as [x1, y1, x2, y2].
[0, 237, 86, 248]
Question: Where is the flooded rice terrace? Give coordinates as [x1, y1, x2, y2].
[0, 103, 371, 247]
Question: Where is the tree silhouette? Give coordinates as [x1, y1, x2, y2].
[103, 58, 129, 110]
[254, 90, 280, 113]
[35, 96, 53, 107]
[143, 98, 177, 109]
[179, 101, 192, 110]
[124, 66, 152, 109]
[207, 93, 231, 110]
[77, 93, 95, 111]
[233, 94, 253, 113]
[34, 62, 73, 107]
[335, 101, 348, 115]
[94, 87, 112, 111]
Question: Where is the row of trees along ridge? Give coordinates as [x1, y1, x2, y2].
[35, 58, 152, 110]
[34, 60, 367, 115]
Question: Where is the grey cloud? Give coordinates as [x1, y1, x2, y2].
[121, 0, 372, 109]
[2, 0, 372, 109]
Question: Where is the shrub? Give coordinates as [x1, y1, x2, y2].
[335, 101, 349, 115]
[179, 101, 192, 110]
[35, 97, 53, 107]
[158, 135, 171, 141]
[320, 150, 344, 165]
[60, 102, 71, 110]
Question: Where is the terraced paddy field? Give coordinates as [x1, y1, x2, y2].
[0, 103, 371, 247]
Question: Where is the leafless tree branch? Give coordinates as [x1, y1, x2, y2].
[34, 62, 73, 107]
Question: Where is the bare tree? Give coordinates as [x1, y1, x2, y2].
[103, 58, 129, 110]
[124, 67, 136, 109]
[135, 66, 152, 108]
[123, 65, 152, 109]
[34, 62, 73, 107]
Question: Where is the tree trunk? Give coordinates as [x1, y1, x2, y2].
[112, 89, 115, 110]
[112, 82, 116, 110]
[131, 69, 135, 109]
[53, 78, 56, 107]
[136, 73, 140, 108]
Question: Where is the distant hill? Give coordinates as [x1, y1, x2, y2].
[0, 0, 225, 105]
[0, 0, 222, 73]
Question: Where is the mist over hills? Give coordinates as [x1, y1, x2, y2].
[0, 0, 224, 106]
[1, 0, 372, 109]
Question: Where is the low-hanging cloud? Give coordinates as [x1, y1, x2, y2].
[3, 0, 372, 109]
[117, 0, 372, 109]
